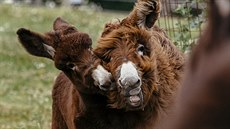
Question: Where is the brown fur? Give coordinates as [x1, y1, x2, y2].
[158, 0, 230, 128]
[93, 0, 184, 128]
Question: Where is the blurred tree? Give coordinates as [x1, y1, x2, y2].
[31, 0, 43, 5]
[89, 0, 135, 11]
[62, 0, 70, 6]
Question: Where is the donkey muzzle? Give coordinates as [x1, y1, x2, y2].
[117, 61, 143, 107]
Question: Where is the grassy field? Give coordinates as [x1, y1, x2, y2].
[0, 4, 125, 129]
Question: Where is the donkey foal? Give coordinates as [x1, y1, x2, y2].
[17, 17, 112, 129]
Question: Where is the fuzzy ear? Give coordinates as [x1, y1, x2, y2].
[127, 0, 161, 29]
[211, 0, 230, 17]
[16, 28, 56, 59]
[206, 0, 230, 47]
[53, 17, 72, 31]
[209, 0, 230, 26]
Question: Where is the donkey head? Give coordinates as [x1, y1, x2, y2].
[17, 17, 111, 93]
[94, 0, 161, 110]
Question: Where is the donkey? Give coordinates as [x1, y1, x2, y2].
[158, 0, 230, 128]
[17, 0, 185, 128]
[93, 0, 185, 127]
[17, 17, 113, 129]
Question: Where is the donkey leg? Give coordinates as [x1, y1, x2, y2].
[52, 104, 68, 129]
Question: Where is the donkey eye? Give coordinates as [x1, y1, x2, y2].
[66, 62, 75, 69]
[103, 57, 112, 63]
[64, 27, 77, 34]
[68, 27, 77, 32]
[137, 44, 145, 56]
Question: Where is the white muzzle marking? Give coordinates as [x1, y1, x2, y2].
[118, 61, 141, 88]
[92, 65, 112, 90]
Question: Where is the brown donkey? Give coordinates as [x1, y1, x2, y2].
[158, 0, 230, 128]
[17, 18, 113, 129]
[93, 0, 184, 128]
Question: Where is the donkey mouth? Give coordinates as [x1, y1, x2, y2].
[124, 87, 143, 108]
[128, 92, 143, 107]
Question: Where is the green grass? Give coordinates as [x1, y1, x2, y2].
[0, 4, 125, 129]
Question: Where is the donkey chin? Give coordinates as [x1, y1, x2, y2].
[115, 61, 144, 110]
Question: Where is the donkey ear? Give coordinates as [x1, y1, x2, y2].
[16, 28, 56, 60]
[206, 0, 230, 41]
[127, 0, 161, 29]
[210, 0, 230, 18]
[208, 0, 230, 31]
[205, 0, 230, 49]
[53, 17, 72, 31]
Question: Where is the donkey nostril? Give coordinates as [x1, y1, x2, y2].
[118, 78, 130, 88]
[118, 77, 141, 88]
[118, 79, 123, 87]
[136, 79, 141, 85]
[133, 79, 141, 88]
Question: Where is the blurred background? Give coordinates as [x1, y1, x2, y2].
[0, 0, 206, 128]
